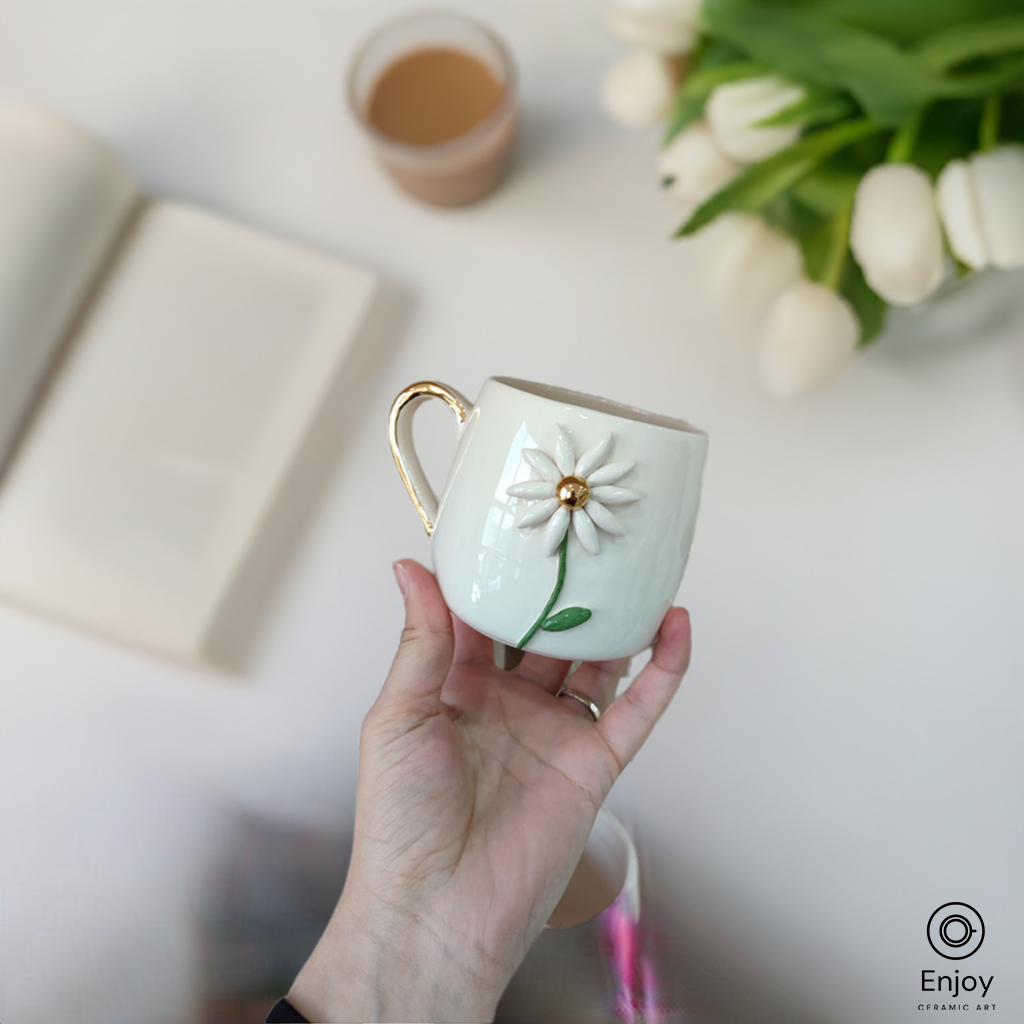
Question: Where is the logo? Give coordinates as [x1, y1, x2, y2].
[927, 902, 985, 960]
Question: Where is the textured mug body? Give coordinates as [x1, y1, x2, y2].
[392, 376, 707, 661]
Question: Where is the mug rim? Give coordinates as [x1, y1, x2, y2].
[489, 376, 704, 435]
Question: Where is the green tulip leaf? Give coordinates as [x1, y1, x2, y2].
[755, 89, 856, 129]
[838, 252, 888, 346]
[541, 607, 593, 632]
[826, 0, 1024, 45]
[941, 53, 1024, 99]
[789, 164, 863, 217]
[703, 0, 948, 126]
[915, 16, 1024, 72]
[676, 118, 879, 237]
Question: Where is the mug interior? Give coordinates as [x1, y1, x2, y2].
[491, 376, 702, 433]
[544, 806, 639, 929]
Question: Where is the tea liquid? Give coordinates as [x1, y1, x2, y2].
[367, 48, 504, 145]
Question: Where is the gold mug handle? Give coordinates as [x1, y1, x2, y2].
[388, 381, 470, 535]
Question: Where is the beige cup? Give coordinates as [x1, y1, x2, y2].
[346, 11, 518, 207]
[546, 805, 639, 929]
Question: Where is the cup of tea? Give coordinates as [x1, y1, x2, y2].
[388, 377, 707, 662]
[346, 11, 518, 206]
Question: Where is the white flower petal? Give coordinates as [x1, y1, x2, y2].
[591, 486, 641, 506]
[609, 0, 702, 54]
[660, 119, 744, 224]
[600, 49, 677, 127]
[585, 499, 625, 536]
[506, 480, 557, 499]
[850, 164, 944, 306]
[573, 508, 601, 554]
[522, 448, 561, 482]
[587, 461, 635, 486]
[759, 280, 858, 398]
[972, 145, 1024, 269]
[554, 425, 576, 476]
[575, 434, 613, 478]
[703, 213, 805, 310]
[705, 76, 805, 163]
[936, 158, 987, 269]
[543, 506, 571, 555]
[515, 497, 560, 529]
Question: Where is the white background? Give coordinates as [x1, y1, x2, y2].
[1, 2, 1022, 1022]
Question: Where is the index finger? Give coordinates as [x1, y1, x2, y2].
[596, 608, 692, 774]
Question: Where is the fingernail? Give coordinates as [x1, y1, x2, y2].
[392, 561, 409, 600]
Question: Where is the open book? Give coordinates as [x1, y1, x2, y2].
[0, 102, 377, 668]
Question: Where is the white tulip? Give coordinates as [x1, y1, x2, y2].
[760, 281, 859, 398]
[703, 213, 804, 309]
[936, 146, 1024, 270]
[608, 0, 703, 55]
[705, 76, 806, 162]
[850, 163, 945, 306]
[601, 49, 677, 127]
[658, 119, 744, 222]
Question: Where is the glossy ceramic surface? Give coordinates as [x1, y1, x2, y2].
[392, 376, 707, 661]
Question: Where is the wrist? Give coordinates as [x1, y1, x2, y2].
[288, 886, 509, 1023]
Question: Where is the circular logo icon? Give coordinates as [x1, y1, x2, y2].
[927, 903, 985, 960]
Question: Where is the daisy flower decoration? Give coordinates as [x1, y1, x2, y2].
[505, 426, 640, 649]
[506, 426, 639, 556]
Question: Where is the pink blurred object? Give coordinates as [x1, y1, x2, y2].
[598, 835, 683, 1022]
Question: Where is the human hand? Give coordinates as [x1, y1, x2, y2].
[288, 559, 692, 1023]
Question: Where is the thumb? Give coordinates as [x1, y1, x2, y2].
[378, 560, 455, 724]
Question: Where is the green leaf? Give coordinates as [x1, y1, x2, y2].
[761, 195, 833, 279]
[828, 0, 1024, 45]
[676, 119, 879, 237]
[838, 252, 888, 346]
[911, 99, 986, 178]
[756, 89, 855, 129]
[703, 0, 948, 126]
[941, 53, 1024, 99]
[914, 16, 1024, 72]
[789, 164, 862, 216]
[541, 607, 592, 632]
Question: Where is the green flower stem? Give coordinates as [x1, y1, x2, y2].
[820, 207, 851, 291]
[517, 531, 568, 650]
[980, 95, 1001, 153]
[886, 109, 923, 164]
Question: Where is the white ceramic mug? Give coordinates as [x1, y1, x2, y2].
[545, 804, 639, 930]
[389, 377, 707, 661]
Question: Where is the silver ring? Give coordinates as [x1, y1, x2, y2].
[556, 686, 601, 722]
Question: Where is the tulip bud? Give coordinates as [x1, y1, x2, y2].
[850, 163, 945, 306]
[760, 281, 859, 398]
[936, 146, 1024, 270]
[608, 0, 703, 55]
[658, 119, 744, 222]
[601, 49, 677, 127]
[705, 76, 805, 162]
[703, 213, 804, 310]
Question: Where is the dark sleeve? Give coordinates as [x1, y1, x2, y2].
[265, 997, 310, 1023]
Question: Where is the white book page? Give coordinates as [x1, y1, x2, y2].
[0, 202, 376, 664]
[0, 102, 138, 466]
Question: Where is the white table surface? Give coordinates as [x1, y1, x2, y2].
[1, 3, 1022, 1022]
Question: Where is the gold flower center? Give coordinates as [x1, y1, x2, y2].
[557, 475, 591, 510]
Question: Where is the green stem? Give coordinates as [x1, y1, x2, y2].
[820, 207, 851, 291]
[980, 95, 1001, 152]
[517, 531, 568, 649]
[886, 109, 923, 164]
